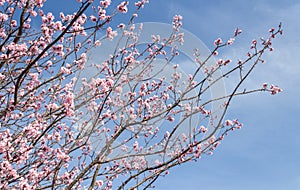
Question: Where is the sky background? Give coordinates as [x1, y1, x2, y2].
[133, 1, 300, 189]
[43, 1, 299, 189]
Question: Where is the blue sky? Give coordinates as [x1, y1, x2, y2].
[134, 1, 300, 189]
[42, 1, 299, 189]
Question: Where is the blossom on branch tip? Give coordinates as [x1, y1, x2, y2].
[117, 1, 128, 13]
[262, 83, 268, 89]
[225, 120, 233, 126]
[227, 38, 235, 45]
[199, 126, 207, 133]
[224, 59, 231, 66]
[167, 116, 175, 122]
[135, 0, 149, 8]
[234, 28, 242, 37]
[89, 15, 97, 22]
[0, 13, 8, 22]
[100, 0, 111, 8]
[118, 23, 125, 28]
[52, 44, 64, 56]
[96, 180, 104, 188]
[214, 38, 222, 46]
[106, 27, 117, 40]
[270, 85, 282, 95]
[172, 15, 183, 31]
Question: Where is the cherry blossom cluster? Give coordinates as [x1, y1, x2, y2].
[263, 83, 283, 95]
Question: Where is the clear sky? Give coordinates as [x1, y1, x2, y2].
[134, 1, 300, 189]
[43, 1, 300, 189]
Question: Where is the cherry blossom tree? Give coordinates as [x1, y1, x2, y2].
[0, 0, 282, 189]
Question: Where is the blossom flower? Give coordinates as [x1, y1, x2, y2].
[227, 38, 235, 45]
[60, 67, 71, 74]
[234, 28, 242, 37]
[270, 85, 282, 95]
[75, 53, 87, 70]
[172, 15, 183, 30]
[52, 44, 64, 56]
[89, 15, 97, 22]
[225, 120, 233, 126]
[262, 83, 268, 89]
[167, 116, 174, 122]
[117, 1, 128, 13]
[133, 141, 139, 150]
[106, 27, 118, 40]
[100, 0, 111, 8]
[0, 73, 5, 80]
[96, 180, 104, 188]
[0, 13, 8, 22]
[214, 38, 223, 46]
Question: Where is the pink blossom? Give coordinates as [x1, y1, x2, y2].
[75, 53, 87, 70]
[100, 0, 111, 8]
[29, 73, 39, 81]
[47, 103, 59, 110]
[234, 28, 242, 37]
[173, 15, 183, 23]
[118, 23, 125, 28]
[60, 67, 71, 74]
[178, 32, 184, 45]
[225, 120, 233, 126]
[19, 178, 32, 189]
[63, 92, 75, 116]
[262, 83, 268, 89]
[214, 38, 223, 46]
[11, 20, 17, 27]
[117, 1, 128, 13]
[96, 180, 104, 188]
[52, 44, 64, 55]
[133, 141, 138, 150]
[0, 73, 5, 80]
[164, 131, 170, 138]
[208, 135, 216, 144]
[94, 40, 101, 46]
[217, 59, 224, 66]
[135, 0, 149, 8]
[181, 133, 187, 142]
[56, 149, 70, 161]
[224, 59, 231, 66]
[0, 29, 6, 38]
[115, 86, 122, 93]
[103, 110, 112, 118]
[0, 13, 8, 22]
[106, 27, 118, 40]
[199, 126, 207, 133]
[46, 12, 55, 22]
[89, 15, 97, 22]
[167, 116, 174, 122]
[227, 38, 235, 45]
[35, 0, 45, 7]
[151, 34, 160, 42]
[270, 85, 282, 95]
[172, 15, 183, 30]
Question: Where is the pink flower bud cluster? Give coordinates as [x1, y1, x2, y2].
[263, 83, 282, 95]
[172, 15, 183, 31]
